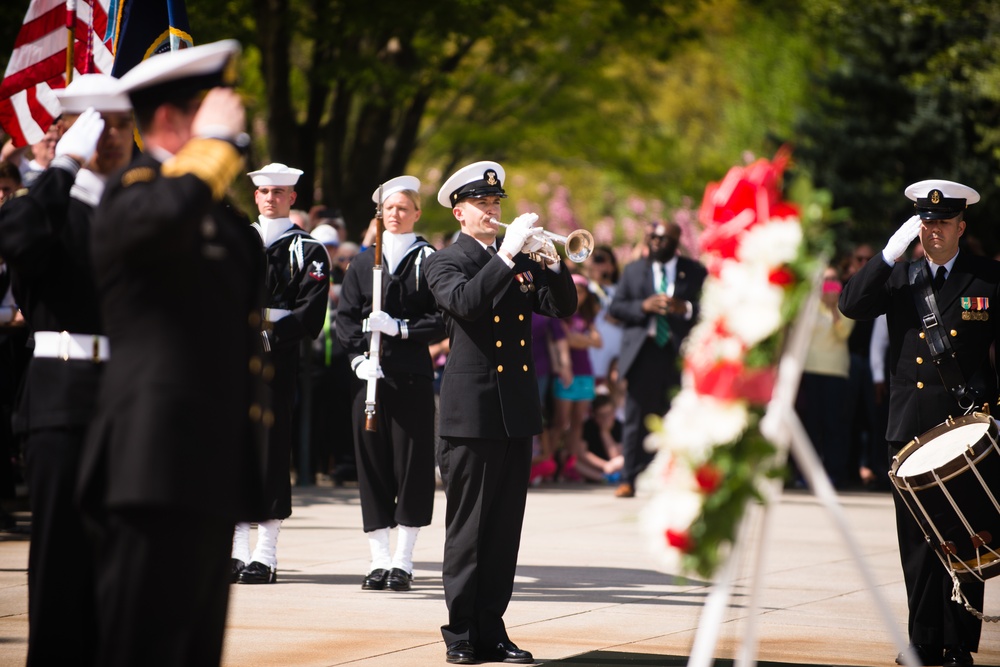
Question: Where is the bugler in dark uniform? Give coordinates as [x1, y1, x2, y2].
[840, 179, 999, 667]
[231, 162, 330, 584]
[424, 161, 577, 665]
[0, 74, 133, 667]
[336, 175, 445, 592]
[79, 41, 267, 667]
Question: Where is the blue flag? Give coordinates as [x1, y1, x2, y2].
[107, 0, 193, 78]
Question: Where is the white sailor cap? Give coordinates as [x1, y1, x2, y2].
[247, 163, 303, 187]
[54, 74, 131, 114]
[437, 160, 506, 208]
[371, 175, 420, 204]
[118, 39, 241, 111]
[904, 179, 980, 220]
[311, 224, 340, 246]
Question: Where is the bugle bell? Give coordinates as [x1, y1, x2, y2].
[490, 218, 594, 263]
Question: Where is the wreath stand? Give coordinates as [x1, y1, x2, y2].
[684, 272, 921, 667]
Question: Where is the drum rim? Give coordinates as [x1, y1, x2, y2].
[890, 412, 997, 491]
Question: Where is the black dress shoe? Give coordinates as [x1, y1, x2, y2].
[480, 640, 533, 664]
[944, 646, 973, 667]
[386, 567, 412, 591]
[445, 640, 476, 664]
[896, 644, 943, 666]
[238, 560, 276, 584]
[361, 568, 389, 590]
[230, 558, 246, 583]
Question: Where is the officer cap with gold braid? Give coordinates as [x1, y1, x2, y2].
[117, 39, 241, 113]
[904, 179, 980, 221]
[437, 161, 507, 208]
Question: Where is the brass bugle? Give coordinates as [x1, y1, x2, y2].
[489, 218, 594, 263]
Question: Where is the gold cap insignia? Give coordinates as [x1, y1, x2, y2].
[930, 189, 942, 204]
[485, 170, 498, 186]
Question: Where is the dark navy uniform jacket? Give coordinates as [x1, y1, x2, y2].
[840, 251, 1000, 443]
[335, 235, 445, 379]
[0, 163, 104, 432]
[82, 151, 266, 522]
[424, 233, 577, 439]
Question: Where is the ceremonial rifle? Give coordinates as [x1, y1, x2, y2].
[364, 183, 384, 432]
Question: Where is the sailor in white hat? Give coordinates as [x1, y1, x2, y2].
[334, 175, 443, 593]
[423, 161, 577, 664]
[840, 177, 992, 667]
[0, 70, 133, 667]
[232, 161, 330, 585]
[83, 40, 267, 667]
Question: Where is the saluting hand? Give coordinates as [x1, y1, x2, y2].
[55, 107, 104, 166]
[192, 88, 246, 141]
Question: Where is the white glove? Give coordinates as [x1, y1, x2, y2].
[366, 310, 400, 337]
[55, 107, 104, 164]
[882, 215, 922, 263]
[354, 357, 384, 380]
[498, 212, 540, 258]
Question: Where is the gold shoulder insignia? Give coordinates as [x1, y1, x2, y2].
[121, 167, 156, 187]
[10, 187, 29, 199]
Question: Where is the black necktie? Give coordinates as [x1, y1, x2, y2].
[486, 245, 497, 257]
[933, 265, 947, 292]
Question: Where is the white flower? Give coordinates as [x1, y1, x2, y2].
[653, 388, 749, 459]
[700, 261, 783, 347]
[641, 488, 703, 573]
[737, 218, 803, 269]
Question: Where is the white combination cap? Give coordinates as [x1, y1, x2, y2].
[118, 39, 241, 110]
[904, 179, 980, 220]
[371, 175, 420, 204]
[247, 162, 303, 187]
[436, 160, 506, 208]
[54, 74, 131, 114]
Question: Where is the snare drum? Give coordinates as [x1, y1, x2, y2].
[890, 412, 1000, 582]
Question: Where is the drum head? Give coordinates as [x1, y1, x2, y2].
[896, 422, 989, 478]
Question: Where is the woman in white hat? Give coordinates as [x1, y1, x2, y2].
[335, 175, 445, 592]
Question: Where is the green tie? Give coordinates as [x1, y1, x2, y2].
[656, 266, 670, 347]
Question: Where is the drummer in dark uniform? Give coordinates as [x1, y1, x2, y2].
[0, 73, 132, 667]
[232, 162, 329, 584]
[424, 161, 577, 664]
[335, 175, 445, 592]
[840, 179, 1000, 667]
[81, 40, 267, 666]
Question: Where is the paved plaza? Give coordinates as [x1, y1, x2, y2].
[2, 482, 1000, 666]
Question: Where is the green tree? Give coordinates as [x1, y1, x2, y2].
[795, 0, 1000, 252]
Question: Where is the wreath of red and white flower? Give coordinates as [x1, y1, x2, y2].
[640, 148, 815, 578]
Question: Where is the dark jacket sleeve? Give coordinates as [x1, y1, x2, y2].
[424, 251, 521, 321]
[531, 258, 577, 319]
[268, 239, 330, 349]
[839, 255, 895, 321]
[0, 163, 76, 279]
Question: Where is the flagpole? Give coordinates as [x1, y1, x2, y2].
[65, 0, 77, 83]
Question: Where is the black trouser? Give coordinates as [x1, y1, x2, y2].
[622, 339, 678, 486]
[439, 435, 531, 649]
[889, 441, 983, 651]
[86, 507, 233, 667]
[352, 374, 436, 531]
[24, 426, 98, 667]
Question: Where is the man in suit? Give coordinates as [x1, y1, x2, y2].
[424, 161, 577, 664]
[0, 73, 132, 667]
[840, 179, 999, 667]
[80, 40, 266, 667]
[609, 221, 707, 498]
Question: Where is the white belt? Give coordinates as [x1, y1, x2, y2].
[263, 308, 291, 323]
[34, 331, 110, 362]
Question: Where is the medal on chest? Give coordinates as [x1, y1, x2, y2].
[515, 270, 535, 293]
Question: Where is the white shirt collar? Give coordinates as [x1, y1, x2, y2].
[255, 216, 295, 247]
[927, 250, 959, 277]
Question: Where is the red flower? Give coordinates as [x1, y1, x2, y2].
[768, 266, 795, 287]
[666, 528, 694, 552]
[694, 464, 723, 493]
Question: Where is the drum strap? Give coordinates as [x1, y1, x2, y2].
[908, 261, 976, 412]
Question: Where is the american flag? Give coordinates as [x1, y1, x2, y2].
[0, 0, 114, 148]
